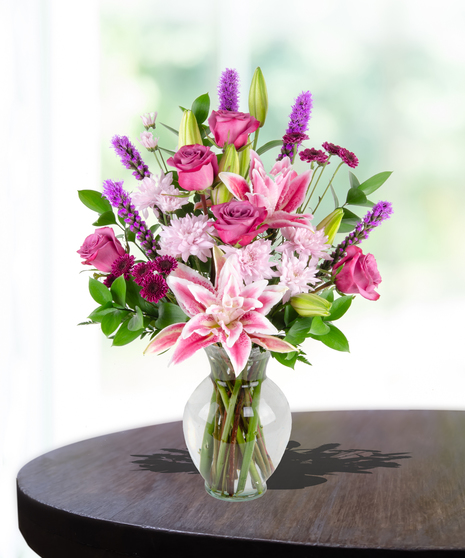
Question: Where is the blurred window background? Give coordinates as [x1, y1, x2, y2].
[2, 0, 465, 555]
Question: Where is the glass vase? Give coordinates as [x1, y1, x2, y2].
[183, 345, 292, 501]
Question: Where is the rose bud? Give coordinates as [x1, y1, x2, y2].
[208, 110, 260, 149]
[333, 245, 382, 301]
[248, 67, 268, 128]
[167, 144, 218, 191]
[317, 208, 344, 244]
[178, 109, 202, 148]
[77, 227, 126, 273]
[290, 293, 332, 317]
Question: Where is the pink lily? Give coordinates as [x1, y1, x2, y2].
[218, 150, 313, 229]
[144, 248, 296, 374]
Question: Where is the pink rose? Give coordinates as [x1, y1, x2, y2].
[211, 201, 268, 246]
[208, 110, 260, 149]
[333, 245, 382, 301]
[77, 227, 126, 272]
[167, 144, 218, 191]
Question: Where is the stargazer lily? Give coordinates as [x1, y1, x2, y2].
[218, 150, 313, 229]
[144, 248, 296, 374]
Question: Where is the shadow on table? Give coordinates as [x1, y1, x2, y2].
[131, 441, 410, 490]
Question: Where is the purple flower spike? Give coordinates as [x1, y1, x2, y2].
[102, 180, 158, 258]
[111, 135, 151, 181]
[218, 68, 240, 111]
[278, 91, 313, 161]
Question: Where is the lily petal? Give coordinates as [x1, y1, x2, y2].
[171, 331, 218, 365]
[278, 169, 312, 213]
[265, 210, 312, 229]
[241, 311, 278, 336]
[167, 276, 208, 317]
[220, 330, 252, 375]
[170, 263, 215, 293]
[218, 172, 250, 201]
[143, 323, 185, 355]
[257, 285, 288, 315]
[250, 334, 297, 353]
[182, 313, 218, 339]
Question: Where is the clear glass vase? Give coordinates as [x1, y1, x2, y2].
[183, 345, 292, 501]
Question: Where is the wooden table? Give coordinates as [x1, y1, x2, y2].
[17, 411, 465, 557]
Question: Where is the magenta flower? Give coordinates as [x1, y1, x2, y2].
[144, 252, 296, 375]
[140, 273, 168, 303]
[219, 150, 312, 230]
[111, 254, 135, 279]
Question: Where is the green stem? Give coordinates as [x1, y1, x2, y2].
[312, 162, 344, 214]
[199, 386, 218, 479]
[252, 128, 260, 151]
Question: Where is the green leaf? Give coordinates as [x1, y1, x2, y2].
[319, 288, 335, 303]
[161, 122, 179, 136]
[342, 207, 361, 226]
[310, 323, 350, 352]
[271, 351, 299, 369]
[112, 320, 144, 346]
[128, 306, 144, 331]
[346, 187, 368, 206]
[101, 309, 124, 336]
[349, 172, 360, 189]
[126, 277, 159, 316]
[158, 146, 176, 156]
[309, 317, 330, 336]
[284, 305, 299, 326]
[155, 302, 188, 330]
[358, 171, 392, 195]
[78, 190, 112, 214]
[92, 210, 117, 227]
[88, 301, 114, 323]
[330, 184, 339, 208]
[191, 93, 210, 125]
[285, 317, 313, 346]
[89, 277, 112, 305]
[256, 140, 283, 156]
[296, 354, 312, 366]
[110, 275, 126, 307]
[324, 295, 354, 322]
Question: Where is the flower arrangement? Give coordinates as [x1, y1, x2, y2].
[78, 67, 392, 372]
[77, 67, 393, 500]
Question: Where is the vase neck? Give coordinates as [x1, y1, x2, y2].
[204, 345, 269, 382]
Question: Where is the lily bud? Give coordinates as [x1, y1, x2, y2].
[218, 143, 240, 175]
[248, 67, 268, 128]
[317, 208, 344, 244]
[290, 293, 332, 317]
[211, 183, 233, 205]
[238, 144, 251, 178]
[178, 109, 202, 148]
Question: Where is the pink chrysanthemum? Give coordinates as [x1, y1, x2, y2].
[277, 226, 331, 260]
[222, 240, 277, 285]
[111, 254, 135, 279]
[277, 253, 319, 303]
[140, 274, 168, 303]
[153, 255, 178, 275]
[339, 147, 359, 168]
[132, 261, 157, 286]
[132, 172, 189, 218]
[158, 214, 217, 263]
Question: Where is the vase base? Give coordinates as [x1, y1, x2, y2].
[205, 483, 267, 502]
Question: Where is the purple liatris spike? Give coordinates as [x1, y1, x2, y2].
[278, 91, 313, 161]
[111, 135, 151, 180]
[324, 201, 393, 269]
[218, 68, 240, 111]
[102, 180, 158, 258]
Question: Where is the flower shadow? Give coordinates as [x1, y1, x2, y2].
[131, 441, 411, 490]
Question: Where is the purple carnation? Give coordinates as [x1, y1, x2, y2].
[218, 68, 240, 112]
[140, 274, 168, 303]
[299, 148, 329, 165]
[111, 135, 151, 181]
[278, 91, 313, 161]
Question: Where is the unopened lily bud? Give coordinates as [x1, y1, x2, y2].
[317, 208, 344, 244]
[290, 293, 332, 317]
[238, 144, 251, 178]
[248, 67, 268, 128]
[141, 112, 157, 129]
[178, 109, 202, 148]
[218, 143, 240, 174]
[211, 183, 233, 205]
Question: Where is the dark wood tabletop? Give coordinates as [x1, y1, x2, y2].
[17, 410, 465, 557]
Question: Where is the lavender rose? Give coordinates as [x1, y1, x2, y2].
[208, 110, 260, 149]
[211, 201, 268, 246]
[333, 245, 382, 301]
[167, 144, 218, 191]
[77, 227, 126, 272]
